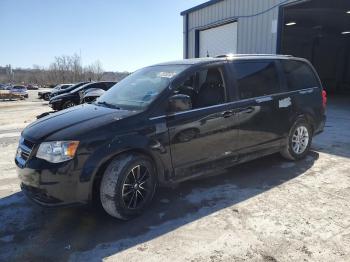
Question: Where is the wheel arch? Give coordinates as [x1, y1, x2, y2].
[291, 113, 316, 135]
[90, 148, 163, 204]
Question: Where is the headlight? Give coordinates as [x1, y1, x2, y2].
[36, 141, 79, 163]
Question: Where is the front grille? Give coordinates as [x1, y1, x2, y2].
[23, 138, 35, 149]
[18, 137, 35, 162]
[21, 149, 31, 161]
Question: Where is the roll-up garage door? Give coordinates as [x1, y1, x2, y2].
[199, 22, 238, 57]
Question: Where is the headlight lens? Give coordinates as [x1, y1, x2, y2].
[36, 141, 79, 163]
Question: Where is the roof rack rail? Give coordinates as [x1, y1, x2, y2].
[215, 54, 292, 58]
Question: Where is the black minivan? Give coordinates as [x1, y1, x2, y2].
[15, 55, 326, 220]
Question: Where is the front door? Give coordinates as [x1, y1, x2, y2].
[167, 66, 239, 180]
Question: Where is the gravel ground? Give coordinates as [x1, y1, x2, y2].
[0, 91, 349, 262]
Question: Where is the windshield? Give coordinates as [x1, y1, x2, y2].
[53, 84, 64, 90]
[55, 82, 85, 93]
[71, 83, 93, 93]
[96, 65, 189, 110]
[60, 84, 71, 89]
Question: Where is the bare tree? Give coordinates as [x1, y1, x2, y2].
[0, 53, 127, 86]
[83, 60, 104, 82]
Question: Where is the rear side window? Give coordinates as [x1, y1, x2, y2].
[281, 60, 319, 91]
[98, 83, 108, 91]
[232, 61, 280, 99]
[87, 83, 102, 90]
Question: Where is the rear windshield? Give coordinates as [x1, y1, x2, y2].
[281, 60, 319, 91]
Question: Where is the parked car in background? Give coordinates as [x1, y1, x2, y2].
[10, 85, 28, 98]
[48, 82, 88, 100]
[81, 87, 106, 103]
[49, 81, 116, 110]
[27, 84, 39, 90]
[0, 84, 13, 90]
[38, 83, 73, 100]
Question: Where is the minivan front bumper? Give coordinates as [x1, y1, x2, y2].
[16, 157, 88, 207]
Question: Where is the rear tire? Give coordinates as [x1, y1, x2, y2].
[281, 119, 312, 161]
[99, 153, 157, 220]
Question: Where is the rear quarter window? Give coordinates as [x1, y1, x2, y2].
[231, 61, 280, 99]
[281, 60, 319, 91]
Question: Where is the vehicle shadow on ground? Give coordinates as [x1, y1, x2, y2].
[0, 152, 319, 262]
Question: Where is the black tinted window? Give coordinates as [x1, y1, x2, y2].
[83, 83, 100, 90]
[232, 61, 279, 99]
[281, 60, 319, 91]
[94, 83, 106, 90]
[175, 67, 226, 109]
[105, 82, 115, 90]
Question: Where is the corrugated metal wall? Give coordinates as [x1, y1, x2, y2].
[184, 0, 297, 58]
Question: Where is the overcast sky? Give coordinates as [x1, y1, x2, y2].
[0, 0, 204, 72]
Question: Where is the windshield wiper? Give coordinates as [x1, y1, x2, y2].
[95, 101, 120, 109]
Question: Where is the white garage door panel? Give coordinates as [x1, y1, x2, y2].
[199, 22, 238, 58]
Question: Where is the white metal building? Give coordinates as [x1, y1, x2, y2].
[181, 0, 350, 92]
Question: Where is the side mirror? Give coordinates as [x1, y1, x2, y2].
[168, 94, 192, 113]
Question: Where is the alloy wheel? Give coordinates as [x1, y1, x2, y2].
[122, 165, 151, 209]
[291, 126, 309, 154]
[65, 102, 75, 108]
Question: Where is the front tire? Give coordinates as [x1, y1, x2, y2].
[100, 154, 157, 220]
[43, 93, 50, 101]
[62, 101, 76, 109]
[281, 119, 312, 161]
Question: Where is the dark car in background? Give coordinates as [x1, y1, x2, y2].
[48, 82, 88, 100]
[38, 83, 73, 100]
[27, 84, 39, 90]
[15, 55, 326, 220]
[49, 81, 116, 110]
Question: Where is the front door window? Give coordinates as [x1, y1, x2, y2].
[174, 67, 226, 110]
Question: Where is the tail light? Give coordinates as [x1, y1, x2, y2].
[322, 89, 327, 109]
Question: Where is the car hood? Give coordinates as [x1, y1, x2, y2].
[22, 104, 139, 142]
[51, 89, 71, 97]
[50, 92, 73, 102]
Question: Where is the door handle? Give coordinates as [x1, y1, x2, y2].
[222, 110, 234, 118]
[256, 96, 273, 103]
[238, 107, 254, 114]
